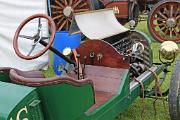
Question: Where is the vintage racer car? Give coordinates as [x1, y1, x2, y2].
[0, 9, 179, 120]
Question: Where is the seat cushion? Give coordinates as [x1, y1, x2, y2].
[84, 65, 124, 93]
[84, 65, 125, 112]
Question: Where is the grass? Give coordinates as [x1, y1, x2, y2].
[44, 20, 177, 120]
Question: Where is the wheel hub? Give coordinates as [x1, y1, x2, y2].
[63, 6, 73, 17]
[166, 18, 176, 28]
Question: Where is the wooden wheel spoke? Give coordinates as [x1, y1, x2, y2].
[64, 0, 68, 6]
[57, 17, 65, 26]
[55, 0, 64, 8]
[66, 20, 69, 31]
[69, 0, 73, 6]
[72, 0, 77, 4]
[157, 11, 168, 20]
[176, 15, 180, 20]
[51, 5, 62, 10]
[178, 23, 180, 29]
[170, 5, 174, 18]
[156, 22, 166, 27]
[67, 18, 72, 22]
[173, 29, 179, 37]
[78, 2, 88, 8]
[60, 0, 67, 6]
[58, 19, 67, 31]
[160, 26, 166, 31]
[169, 28, 173, 38]
[53, 15, 63, 20]
[155, 17, 166, 22]
[73, 0, 83, 8]
[174, 8, 180, 16]
[52, 11, 63, 14]
[74, 8, 89, 13]
[163, 7, 169, 16]
[164, 29, 169, 35]
[155, 18, 166, 21]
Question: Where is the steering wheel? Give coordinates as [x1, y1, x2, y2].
[13, 14, 56, 60]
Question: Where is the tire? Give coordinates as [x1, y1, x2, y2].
[168, 56, 180, 120]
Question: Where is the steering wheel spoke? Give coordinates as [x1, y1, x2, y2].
[27, 45, 36, 56]
[38, 18, 42, 30]
[19, 35, 34, 40]
[41, 36, 50, 41]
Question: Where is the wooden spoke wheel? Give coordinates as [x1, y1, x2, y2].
[148, 0, 180, 43]
[169, 57, 180, 120]
[50, 0, 91, 31]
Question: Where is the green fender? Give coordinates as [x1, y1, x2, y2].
[0, 82, 43, 120]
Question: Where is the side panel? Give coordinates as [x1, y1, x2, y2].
[37, 83, 94, 120]
[79, 70, 130, 120]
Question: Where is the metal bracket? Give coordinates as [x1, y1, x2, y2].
[29, 100, 41, 107]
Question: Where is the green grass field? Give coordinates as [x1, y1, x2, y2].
[44, 20, 177, 120]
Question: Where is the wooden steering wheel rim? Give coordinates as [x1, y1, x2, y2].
[13, 14, 56, 60]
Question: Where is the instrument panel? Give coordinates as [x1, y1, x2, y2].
[76, 40, 130, 69]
